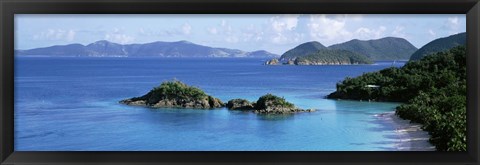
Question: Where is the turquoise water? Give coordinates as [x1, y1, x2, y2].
[14, 57, 405, 151]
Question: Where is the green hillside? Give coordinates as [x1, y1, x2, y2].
[294, 49, 373, 65]
[410, 32, 466, 61]
[280, 41, 327, 60]
[328, 37, 418, 61]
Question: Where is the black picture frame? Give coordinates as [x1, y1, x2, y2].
[1, 0, 479, 164]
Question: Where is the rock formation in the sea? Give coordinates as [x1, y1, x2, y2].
[226, 99, 255, 110]
[264, 58, 279, 65]
[227, 94, 314, 114]
[285, 59, 295, 65]
[120, 80, 223, 109]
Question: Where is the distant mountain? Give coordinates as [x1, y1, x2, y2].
[246, 50, 279, 58]
[409, 32, 466, 61]
[328, 37, 418, 61]
[15, 40, 279, 58]
[279, 41, 327, 61]
[294, 49, 373, 65]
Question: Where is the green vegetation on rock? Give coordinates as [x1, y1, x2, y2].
[327, 46, 466, 151]
[328, 37, 418, 61]
[294, 49, 373, 65]
[226, 99, 255, 110]
[226, 94, 314, 114]
[254, 94, 295, 110]
[120, 80, 223, 109]
[280, 41, 327, 61]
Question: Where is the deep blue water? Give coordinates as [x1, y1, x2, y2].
[14, 57, 407, 151]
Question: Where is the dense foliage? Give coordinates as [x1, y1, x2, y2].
[295, 49, 373, 65]
[133, 80, 209, 105]
[327, 46, 466, 151]
[280, 41, 327, 60]
[410, 32, 466, 60]
[328, 37, 418, 61]
[255, 94, 295, 110]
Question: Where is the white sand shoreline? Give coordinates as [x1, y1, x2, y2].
[374, 111, 436, 151]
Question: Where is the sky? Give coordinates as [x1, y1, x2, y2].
[15, 14, 466, 54]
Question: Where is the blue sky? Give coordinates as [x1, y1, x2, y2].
[15, 14, 466, 54]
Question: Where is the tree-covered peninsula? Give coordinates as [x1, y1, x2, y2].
[266, 49, 373, 65]
[120, 80, 224, 109]
[271, 37, 417, 64]
[327, 46, 466, 151]
[328, 37, 418, 61]
[293, 49, 373, 65]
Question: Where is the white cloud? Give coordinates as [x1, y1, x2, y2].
[221, 20, 227, 27]
[307, 14, 351, 43]
[33, 29, 76, 41]
[207, 27, 218, 35]
[270, 14, 299, 33]
[219, 20, 235, 42]
[428, 29, 436, 37]
[391, 26, 406, 38]
[354, 26, 386, 39]
[138, 23, 193, 37]
[182, 23, 192, 35]
[105, 34, 134, 44]
[448, 17, 459, 26]
[205, 20, 239, 43]
[268, 15, 302, 44]
[271, 34, 288, 44]
[139, 28, 146, 35]
[444, 16, 462, 35]
[66, 30, 76, 41]
[225, 36, 239, 43]
[241, 24, 264, 42]
[104, 28, 135, 44]
[349, 14, 364, 21]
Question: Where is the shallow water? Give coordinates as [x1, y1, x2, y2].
[14, 57, 406, 151]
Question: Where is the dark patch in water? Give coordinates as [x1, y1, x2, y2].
[256, 114, 294, 121]
[18, 131, 56, 139]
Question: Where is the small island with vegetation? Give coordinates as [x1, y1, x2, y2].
[227, 94, 315, 114]
[121, 81, 313, 114]
[120, 80, 224, 109]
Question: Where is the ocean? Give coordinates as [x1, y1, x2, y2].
[14, 57, 407, 151]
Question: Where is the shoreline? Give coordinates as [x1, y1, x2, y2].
[374, 112, 436, 151]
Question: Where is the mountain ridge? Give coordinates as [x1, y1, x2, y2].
[15, 40, 279, 58]
[328, 37, 418, 61]
[409, 32, 466, 61]
[279, 41, 327, 61]
[278, 37, 418, 61]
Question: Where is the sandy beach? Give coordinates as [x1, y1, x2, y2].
[374, 112, 436, 151]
